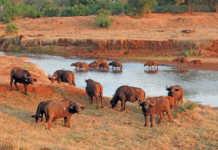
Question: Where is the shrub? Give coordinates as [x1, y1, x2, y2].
[0, 0, 17, 23]
[184, 48, 202, 57]
[42, 7, 60, 17]
[177, 101, 199, 113]
[5, 22, 18, 34]
[71, 4, 89, 16]
[94, 11, 113, 28]
[155, 4, 187, 13]
[110, 1, 124, 15]
[60, 7, 73, 16]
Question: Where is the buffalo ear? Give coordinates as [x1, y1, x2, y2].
[166, 86, 170, 91]
[33, 78, 37, 82]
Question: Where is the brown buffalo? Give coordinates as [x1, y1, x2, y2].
[140, 96, 173, 127]
[110, 86, 146, 111]
[190, 59, 202, 65]
[32, 100, 52, 123]
[144, 60, 158, 71]
[109, 61, 123, 72]
[49, 70, 75, 86]
[99, 62, 109, 72]
[85, 79, 103, 108]
[10, 67, 37, 95]
[166, 85, 184, 109]
[45, 100, 84, 129]
[71, 62, 89, 72]
[88, 59, 108, 71]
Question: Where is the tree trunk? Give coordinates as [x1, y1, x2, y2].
[187, 0, 192, 14]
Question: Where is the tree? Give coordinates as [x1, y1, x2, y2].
[127, 0, 157, 16]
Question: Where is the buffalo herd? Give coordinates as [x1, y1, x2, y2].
[10, 58, 187, 129]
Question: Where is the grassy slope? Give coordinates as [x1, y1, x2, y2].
[0, 83, 217, 150]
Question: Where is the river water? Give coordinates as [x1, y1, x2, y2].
[2, 52, 218, 107]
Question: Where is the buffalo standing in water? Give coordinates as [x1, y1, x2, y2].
[110, 85, 146, 111]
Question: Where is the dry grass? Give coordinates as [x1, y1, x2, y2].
[0, 84, 217, 150]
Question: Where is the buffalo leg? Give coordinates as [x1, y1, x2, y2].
[121, 100, 125, 111]
[48, 117, 53, 129]
[90, 96, 93, 104]
[23, 84, 28, 95]
[166, 109, 173, 121]
[96, 96, 99, 109]
[100, 96, 104, 108]
[150, 114, 155, 127]
[159, 112, 164, 124]
[64, 117, 67, 127]
[14, 81, 19, 90]
[10, 77, 14, 90]
[144, 114, 148, 127]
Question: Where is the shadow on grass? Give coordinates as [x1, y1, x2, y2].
[0, 104, 32, 124]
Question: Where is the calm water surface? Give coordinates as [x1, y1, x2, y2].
[2, 52, 218, 107]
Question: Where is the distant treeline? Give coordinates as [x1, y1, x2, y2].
[0, 0, 217, 23]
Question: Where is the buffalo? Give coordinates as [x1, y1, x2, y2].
[99, 62, 109, 72]
[88, 59, 107, 71]
[85, 79, 103, 108]
[45, 100, 84, 129]
[166, 85, 184, 109]
[49, 70, 75, 86]
[32, 100, 52, 123]
[110, 86, 146, 111]
[190, 59, 202, 65]
[144, 60, 158, 71]
[71, 62, 89, 72]
[109, 61, 123, 72]
[140, 96, 173, 127]
[10, 67, 37, 95]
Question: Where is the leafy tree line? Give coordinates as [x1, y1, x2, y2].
[0, 0, 217, 23]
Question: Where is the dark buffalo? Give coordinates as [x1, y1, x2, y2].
[140, 96, 173, 127]
[32, 100, 52, 123]
[10, 67, 37, 95]
[85, 79, 103, 108]
[110, 86, 146, 111]
[49, 70, 75, 86]
[166, 85, 184, 109]
[109, 61, 123, 72]
[45, 100, 84, 129]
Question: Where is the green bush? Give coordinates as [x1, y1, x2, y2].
[60, 7, 73, 16]
[16, 4, 40, 18]
[5, 22, 18, 34]
[155, 4, 187, 13]
[42, 7, 60, 17]
[94, 11, 113, 28]
[0, 0, 17, 23]
[110, 1, 124, 15]
[71, 4, 89, 16]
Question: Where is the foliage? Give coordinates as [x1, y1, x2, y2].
[127, 0, 158, 16]
[155, 3, 187, 13]
[94, 10, 113, 28]
[0, 0, 17, 23]
[5, 22, 18, 34]
[42, 7, 60, 17]
[110, 1, 125, 15]
[184, 48, 202, 57]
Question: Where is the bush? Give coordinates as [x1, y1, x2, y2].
[60, 7, 73, 16]
[0, 0, 17, 23]
[94, 11, 113, 28]
[155, 4, 187, 13]
[42, 7, 60, 17]
[5, 22, 18, 34]
[16, 4, 40, 18]
[177, 101, 199, 113]
[71, 4, 89, 16]
[110, 1, 124, 15]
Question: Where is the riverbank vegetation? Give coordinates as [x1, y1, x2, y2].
[0, 0, 217, 24]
